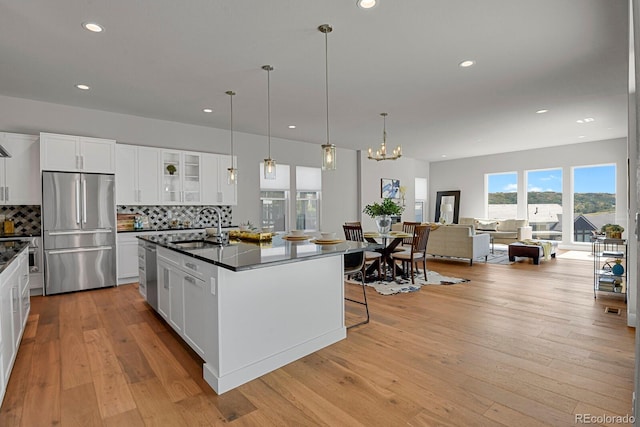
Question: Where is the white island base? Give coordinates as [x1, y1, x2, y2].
[156, 246, 346, 394]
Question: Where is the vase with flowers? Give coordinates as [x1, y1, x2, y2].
[363, 198, 404, 234]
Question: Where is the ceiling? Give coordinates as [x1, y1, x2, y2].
[0, 1, 629, 162]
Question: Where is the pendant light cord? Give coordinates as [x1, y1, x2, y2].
[324, 31, 330, 145]
[229, 92, 234, 167]
[267, 67, 272, 158]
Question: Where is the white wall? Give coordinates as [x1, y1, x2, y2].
[0, 94, 358, 233]
[359, 151, 429, 231]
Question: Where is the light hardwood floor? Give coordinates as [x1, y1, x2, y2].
[0, 253, 634, 426]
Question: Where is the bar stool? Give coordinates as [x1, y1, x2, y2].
[343, 223, 382, 279]
[343, 251, 369, 328]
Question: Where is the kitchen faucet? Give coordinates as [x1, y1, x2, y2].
[197, 207, 224, 236]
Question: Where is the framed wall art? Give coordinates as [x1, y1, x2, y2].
[381, 178, 400, 199]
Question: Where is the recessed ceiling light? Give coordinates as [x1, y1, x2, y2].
[577, 117, 595, 124]
[578, 135, 586, 139]
[459, 60, 475, 68]
[75, 84, 90, 90]
[203, 108, 213, 113]
[536, 109, 548, 114]
[356, 0, 377, 9]
[82, 22, 104, 33]
[288, 125, 296, 129]
[441, 154, 447, 158]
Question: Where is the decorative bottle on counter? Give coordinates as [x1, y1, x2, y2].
[3, 218, 14, 234]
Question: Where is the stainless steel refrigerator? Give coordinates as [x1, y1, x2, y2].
[42, 171, 116, 295]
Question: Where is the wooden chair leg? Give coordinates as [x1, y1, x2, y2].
[409, 260, 415, 284]
[422, 258, 427, 281]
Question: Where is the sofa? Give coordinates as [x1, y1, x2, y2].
[458, 217, 532, 244]
[425, 224, 491, 265]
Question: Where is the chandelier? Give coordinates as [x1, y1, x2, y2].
[368, 113, 402, 161]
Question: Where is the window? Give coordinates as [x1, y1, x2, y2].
[572, 164, 616, 243]
[414, 202, 424, 223]
[296, 191, 320, 230]
[260, 163, 290, 232]
[295, 167, 321, 231]
[487, 172, 517, 218]
[260, 191, 288, 232]
[415, 178, 427, 222]
[527, 168, 562, 241]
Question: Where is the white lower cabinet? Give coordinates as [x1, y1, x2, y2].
[0, 246, 29, 406]
[157, 258, 171, 321]
[168, 267, 184, 334]
[117, 229, 204, 285]
[117, 234, 140, 284]
[156, 247, 210, 357]
[182, 272, 205, 355]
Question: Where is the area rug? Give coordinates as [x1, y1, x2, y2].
[481, 249, 513, 265]
[346, 270, 470, 296]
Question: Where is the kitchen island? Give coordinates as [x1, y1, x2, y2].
[137, 232, 369, 394]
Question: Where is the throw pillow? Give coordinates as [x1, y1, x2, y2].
[477, 220, 499, 231]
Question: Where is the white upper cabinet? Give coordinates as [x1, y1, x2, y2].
[161, 150, 201, 205]
[40, 132, 116, 173]
[0, 133, 40, 205]
[116, 144, 160, 205]
[201, 153, 237, 206]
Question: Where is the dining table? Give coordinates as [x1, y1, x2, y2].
[363, 231, 412, 281]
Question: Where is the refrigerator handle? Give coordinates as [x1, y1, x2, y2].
[49, 246, 113, 255]
[75, 179, 81, 224]
[4, 186, 8, 202]
[82, 179, 87, 223]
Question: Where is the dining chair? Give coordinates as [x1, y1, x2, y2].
[343, 251, 369, 328]
[397, 221, 420, 252]
[391, 224, 431, 284]
[343, 223, 382, 279]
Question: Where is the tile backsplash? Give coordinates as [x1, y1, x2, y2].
[117, 205, 233, 229]
[0, 204, 233, 235]
[0, 205, 41, 235]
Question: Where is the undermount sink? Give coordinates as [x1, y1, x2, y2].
[174, 240, 223, 249]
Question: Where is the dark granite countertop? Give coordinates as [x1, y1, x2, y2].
[0, 241, 29, 274]
[118, 226, 238, 234]
[138, 232, 372, 272]
[0, 232, 41, 239]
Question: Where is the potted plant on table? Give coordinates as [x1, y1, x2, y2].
[601, 224, 624, 239]
[363, 198, 404, 234]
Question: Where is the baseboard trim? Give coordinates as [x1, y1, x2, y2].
[203, 327, 346, 394]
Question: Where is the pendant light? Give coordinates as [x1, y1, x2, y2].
[367, 113, 402, 161]
[262, 65, 276, 180]
[318, 24, 336, 171]
[226, 90, 237, 184]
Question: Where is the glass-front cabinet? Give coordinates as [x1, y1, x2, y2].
[162, 150, 201, 204]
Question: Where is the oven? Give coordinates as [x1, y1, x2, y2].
[0, 236, 41, 274]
